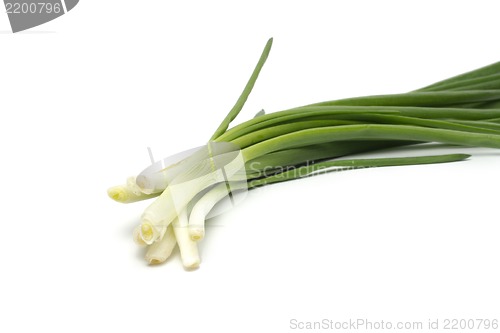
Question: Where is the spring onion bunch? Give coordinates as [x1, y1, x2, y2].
[108, 38, 500, 269]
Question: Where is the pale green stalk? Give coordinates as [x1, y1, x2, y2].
[188, 182, 247, 241]
[210, 38, 273, 140]
[145, 225, 177, 265]
[173, 208, 200, 269]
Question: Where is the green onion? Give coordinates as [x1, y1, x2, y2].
[108, 38, 500, 269]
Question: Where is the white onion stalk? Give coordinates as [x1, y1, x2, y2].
[107, 176, 158, 204]
[172, 208, 200, 269]
[136, 149, 204, 194]
[188, 182, 246, 241]
[145, 225, 177, 265]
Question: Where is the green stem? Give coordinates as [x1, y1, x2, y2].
[210, 38, 273, 140]
[416, 61, 500, 92]
[245, 140, 419, 175]
[307, 90, 500, 107]
[418, 73, 500, 92]
[241, 124, 500, 161]
[248, 154, 470, 188]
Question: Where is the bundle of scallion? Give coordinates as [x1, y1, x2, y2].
[108, 38, 500, 269]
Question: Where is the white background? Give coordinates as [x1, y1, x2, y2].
[1, 1, 500, 332]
